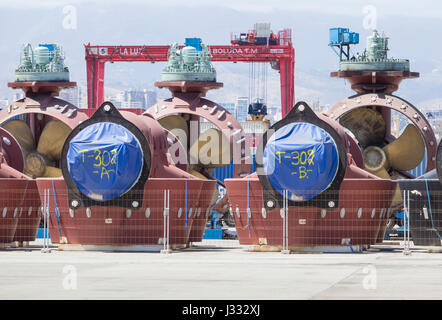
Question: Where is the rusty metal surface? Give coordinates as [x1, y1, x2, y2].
[0, 93, 89, 180]
[225, 177, 396, 248]
[12, 180, 41, 242]
[0, 179, 37, 243]
[36, 178, 216, 246]
[437, 141, 442, 182]
[0, 127, 25, 174]
[154, 81, 223, 96]
[0, 94, 88, 129]
[330, 71, 419, 94]
[7, 81, 77, 95]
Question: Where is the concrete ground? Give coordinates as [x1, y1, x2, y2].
[0, 240, 441, 300]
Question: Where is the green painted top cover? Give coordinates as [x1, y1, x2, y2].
[161, 41, 216, 82]
[15, 43, 69, 82]
[339, 30, 410, 72]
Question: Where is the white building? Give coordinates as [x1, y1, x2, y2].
[236, 97, 249, 122]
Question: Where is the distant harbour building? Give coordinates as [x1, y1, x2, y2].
[110, 89, 157, 109]
[219, 102, 236, 118]
[266, 106, 282, 123]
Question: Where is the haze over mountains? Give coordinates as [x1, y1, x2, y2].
[1, 0, 442, 110]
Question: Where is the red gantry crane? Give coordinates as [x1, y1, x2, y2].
[84, 24, 295, 117]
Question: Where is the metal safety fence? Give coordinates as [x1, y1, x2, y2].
[0, 183, 215, 252]
[227, 184, 442, 253]
[0, 184, 42, 249]
[401, 188, 442, 251]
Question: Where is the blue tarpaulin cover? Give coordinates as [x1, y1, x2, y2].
[263, 122, 339, 201]
[67, 122, 143, 201]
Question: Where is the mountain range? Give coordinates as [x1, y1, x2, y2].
[1, 1, 441, 112]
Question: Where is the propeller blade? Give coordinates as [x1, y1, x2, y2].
[158, 115, 189, 137]
[189, 169, 208, 180]
[189, 128, 232, 168]
[158, 115, 189, 153]
[36, 120, 71, 161]
[2, 119, 35, 154]
[362, 155, 403, 207]
[42, 166, 62, 178]
[339, 107, 386, 148]
[364, 163, 391, 179]
[383, 124, 425, 171]
[391, 185, 404, 208]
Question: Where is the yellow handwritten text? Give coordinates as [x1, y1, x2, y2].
[276, 148, 315, 179]
[79, 148, 118, 181]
